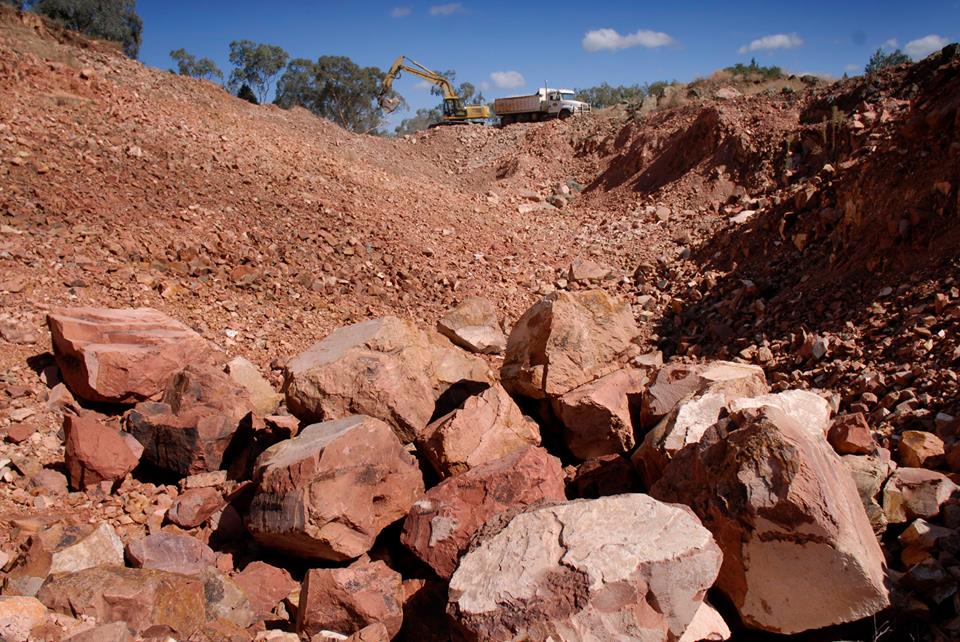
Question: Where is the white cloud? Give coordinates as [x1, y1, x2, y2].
[479, 80, 491, 92]
[490, 70, 525, 88]
[582, 28, 675, 52]
[430, 2, 463, 15]
[390, 6, 411, 17]
[413, 80, 433, 91]
[738, 33, 804, 54]
[904, 34, 949, 59]
[884, 38, 899, 49]
[844, 63, 860, 72]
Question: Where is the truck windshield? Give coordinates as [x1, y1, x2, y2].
[560, 92, 576, 101]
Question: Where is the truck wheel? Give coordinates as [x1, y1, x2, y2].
[558, 110, 572, 120]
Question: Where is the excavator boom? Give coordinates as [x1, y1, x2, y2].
[378, 55, 489, 123]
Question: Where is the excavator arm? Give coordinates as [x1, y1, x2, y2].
[378, 56, 460, 113]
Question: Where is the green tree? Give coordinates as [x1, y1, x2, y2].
[227, 40, 288, 104]
[395, 106, 443, 135]
[237, 83, 258, 104]
[864, 48, 910, 75]
[575, 82, 646, 107]
[169, 48, 223, 82]
[275, 55, 399, 133]
[32, 0, 142, 57]
[724, 58, 783, 80]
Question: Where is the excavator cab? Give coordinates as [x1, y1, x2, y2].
[443, 97, 466, 118]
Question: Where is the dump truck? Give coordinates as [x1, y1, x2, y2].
[494, 88, 591, 125]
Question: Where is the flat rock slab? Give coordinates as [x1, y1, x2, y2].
[652, 406, 889, 634]
[126, 532, 216, 576]
[501, 290, 639, 400]
[401, 445, 566, 579]
[47, 307, 212, 404]
[641, 360, 768, 427]
[247, 415, 424, 561]
[448, 494, 721, 642]
[437, 296, 507, 355]
[37, 566, 207, 639]
[233, 561, 298, 622]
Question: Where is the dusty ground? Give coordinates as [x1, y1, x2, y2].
[1, 6, 960, 640]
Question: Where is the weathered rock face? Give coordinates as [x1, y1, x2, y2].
[883, 467, 959, 524]
[226, 356, 282, 416]
[37, 566, 207, 638]
[127, 364, 254, 476]
[678, 602, 731, 642]
[501, 290, 639, 400]
[5, 523, 124, 597]
[447, 495, 722, 642]
[284, 316, 490, 442]
[636, 388, 825, 487]
[898, 430, 945, 468]
[551, 368, 646, 459]
[829, 413, 877, 455]
[652, 407, 889, 634]
[401, 446, 566, 579]
[167, 486, 224, 528]
[843, 451, 896, 534]
[297, 560, 404, 638]
[417, 384, 541, 478]
[641, 361, 768, 427]
[247, 415, 424, 561]
[63, 414, 141, 490]
[126, 532, 216, 576]
[437, 296, 507, 355]
[47, 307, 212, 404]
[0, 596, 48, 642]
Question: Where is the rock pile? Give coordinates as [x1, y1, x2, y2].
[0, 297, 916, 641]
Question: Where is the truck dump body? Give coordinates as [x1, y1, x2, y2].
[494, 94, 542, 115]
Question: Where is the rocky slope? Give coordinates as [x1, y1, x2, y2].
[1, 5, 960, 642]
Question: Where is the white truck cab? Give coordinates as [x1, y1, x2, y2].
[494, 87, 591, 125]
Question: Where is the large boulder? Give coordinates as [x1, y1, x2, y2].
[652, 407, 889, 634]
[284, 316, 490, 442]
[401, 446, 566, 579]
[501, 290, 639, 400]
[47, 307, 212, 404]
[640, 361, 768, 427]
[63, 414, 141, 490]
[636, 389, 828, 486]
[297, 560, 404, 639]
[417, 383, 541, 478]
[5, 523, 124, 597]
[437, 296, 508, 355]
[127, 364, 255, 476]
[37, 566, 207, 639]
[447, 494, 721, 642]
[551, 368, 646, 459]
[246, 415, 424, 561]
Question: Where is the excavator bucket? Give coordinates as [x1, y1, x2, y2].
[379, 95, 402, 113]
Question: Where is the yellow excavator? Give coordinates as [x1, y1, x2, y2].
[378, 55, 490, 125]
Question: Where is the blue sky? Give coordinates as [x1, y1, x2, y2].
[137, 1, 959, 129]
